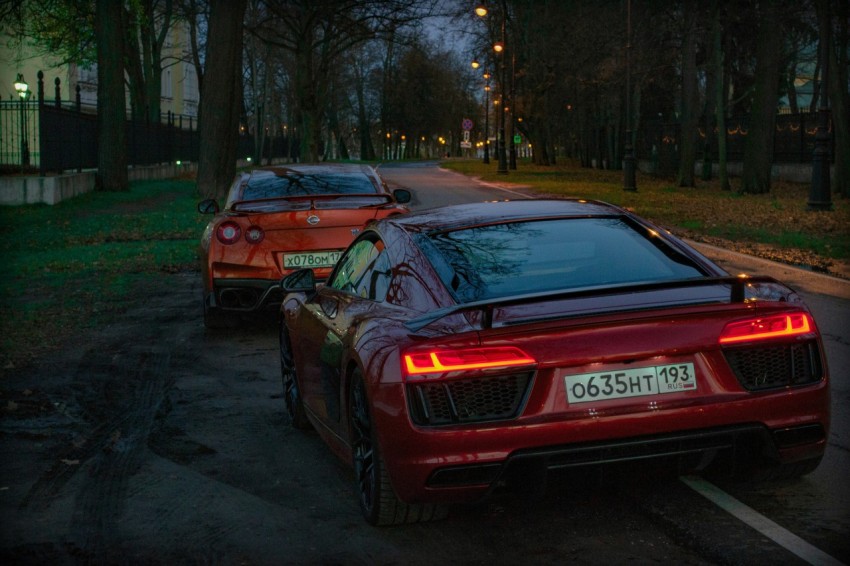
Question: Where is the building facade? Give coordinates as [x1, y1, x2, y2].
[1, 18, 199, 119]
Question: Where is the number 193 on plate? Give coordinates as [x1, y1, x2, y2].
[565, 362, 696, 404]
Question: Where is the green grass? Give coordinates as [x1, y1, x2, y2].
[441, 159, 849, 262]
[2, 162, 848, 371]
[0, 179, 205, 369]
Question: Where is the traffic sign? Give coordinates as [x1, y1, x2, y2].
[513, 134, 522, 144]
[462, 118, 474, 131]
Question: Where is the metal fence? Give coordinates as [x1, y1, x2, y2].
[3, 71, 833, 177]
[0, 96, 38, 173]
[0, 71, 201, 176]
[638, 113, 835, 175]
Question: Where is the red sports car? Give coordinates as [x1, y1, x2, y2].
[197, 163, 410, 327]
[279, 199, 829, 526]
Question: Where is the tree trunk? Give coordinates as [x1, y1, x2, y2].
[354, 60, 375, 160]
[123, 7, 147, 121]
[134, 0, 173, 123]
[740, 3, 782, 194]
[677, 0, 699, 187]
[95, 0, 128, 192]
[185, 0, 205, 96]
[825, 0, 849, 198]
[295, 33, 322, 163]
[712, 2, 730, 191]
[701, 33, 717, 181]
[197, 0, 246, 200]
[327, 78, 348, 160]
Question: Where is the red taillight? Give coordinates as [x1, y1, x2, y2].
[216, 221, 241, 244]
[245, 225, 265, 244]
[719, 312, 814, 344]
[402, 346, 535, 377]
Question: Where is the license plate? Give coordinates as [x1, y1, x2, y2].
[565, 362, 697, 404]
[283, 250, 342, 269]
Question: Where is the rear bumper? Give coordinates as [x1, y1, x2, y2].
[426, 422, 826, 490]
[208, 278, 283, 312]
[373, 381, 829, 504]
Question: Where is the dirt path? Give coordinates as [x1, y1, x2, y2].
[2, 272, 718, 564]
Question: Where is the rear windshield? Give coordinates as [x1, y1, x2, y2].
[418, 217, 705, 303]
[240, 171, 379, 201]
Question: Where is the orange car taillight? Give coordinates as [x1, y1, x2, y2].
[216, 221, 241, 244]
[402, 346, 535, 377]
[719, 312, 814, 344]
[245, 225, 265, 244]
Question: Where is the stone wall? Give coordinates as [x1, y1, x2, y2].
[0, 162, 198, 206]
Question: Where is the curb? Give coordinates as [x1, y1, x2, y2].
[688, 240, 850, 300]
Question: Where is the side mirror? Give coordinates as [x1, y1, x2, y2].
[198, 198, 220, 214]
[281, 268, 316, 293]
[392, 188, 412, 204]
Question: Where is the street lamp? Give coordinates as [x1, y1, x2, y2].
[483, 77, 491, 164]
[476, 3, 509, 174]
[808, 2, 832, 211]
[508, 51, 517, 170]
[14, 73, 30, 170]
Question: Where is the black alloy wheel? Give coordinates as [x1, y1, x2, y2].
[280, 322, 310, 429]
[349, 370, 448, 526]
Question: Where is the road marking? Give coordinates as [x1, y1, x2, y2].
[475, 180, 533, 199]
[680, 476, 845, 566]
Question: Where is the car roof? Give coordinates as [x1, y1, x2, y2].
[387, 198, 627, 233]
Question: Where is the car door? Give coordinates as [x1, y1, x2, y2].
[296, 235, 390, 432]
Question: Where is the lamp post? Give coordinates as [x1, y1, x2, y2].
[483, 73, 491, 164]
[476, 3, 509, 174]
[494, 29, 508, 174]
[508, 50, 517, 169]
[808, 2, 832, 211]
[14, 73, 30, 170]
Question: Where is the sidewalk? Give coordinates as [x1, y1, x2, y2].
[690, 240, 850, 300]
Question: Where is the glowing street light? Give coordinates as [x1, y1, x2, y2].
[475, 3, 511, 174]
[14, 74, 29, 97]
[14, 73, 30, 169]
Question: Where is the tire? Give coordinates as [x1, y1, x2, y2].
[349, 370, 448, 526]
[280, 323, 310, 430]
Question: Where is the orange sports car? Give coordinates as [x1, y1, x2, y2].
[197, 163, 410, 328]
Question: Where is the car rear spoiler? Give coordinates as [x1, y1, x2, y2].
[404, 275, 780, 332]
[230, 193, 394, 211]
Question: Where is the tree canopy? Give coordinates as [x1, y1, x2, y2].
[3, 0, 847, 199]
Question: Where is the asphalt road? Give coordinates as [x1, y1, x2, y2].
[379, 160, 850, 564]
[1, 161, 847, 564]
